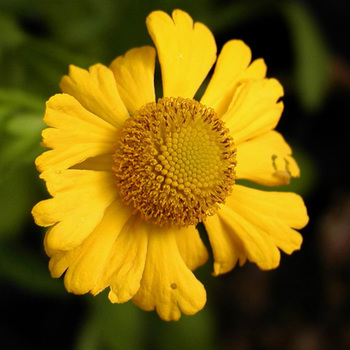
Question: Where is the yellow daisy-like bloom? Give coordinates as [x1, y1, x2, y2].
[32, 9, 308, 321]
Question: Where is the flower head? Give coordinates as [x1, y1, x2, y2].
[32, 9, 308, 321]
[113, 96, 236, 227]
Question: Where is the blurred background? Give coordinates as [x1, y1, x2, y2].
[0, 0, 349, 349]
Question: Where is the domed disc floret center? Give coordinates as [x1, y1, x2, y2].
[113, 97, 236, 227]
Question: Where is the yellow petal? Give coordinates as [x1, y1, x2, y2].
[146, 9, 216, 98]
[204, 213, 247, 276]
[236, 130, 300, 186]
[103, 217, 148, 302]
[223, 78, 284, 144]
[175, 225, 209, 271]
[201, 40, 267, 117]
[244, 58, 267, 79]
[110, 46, 156, 115]
[36, 94, 118, 172]
[48, 199, 131, 295]
[32, 169, 119, 251]
[70, 153, 114, 171]
[205, 185, 308, 272]
[132, 225, 206, 321]
[60, 63, 129, 128]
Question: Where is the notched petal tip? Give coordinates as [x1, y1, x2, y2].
[146, 9, 191, 26]
[146, 8, 216, 99]
[206, 185, 308, 273]
[131, 227, 207, 321]
[59, 65, 82, 90]
[171, 8, 194, 26]
[109, 45, 156, 115]
[58, 62, 129, 129]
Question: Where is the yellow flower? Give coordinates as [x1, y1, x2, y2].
[32, 9, 308, 321]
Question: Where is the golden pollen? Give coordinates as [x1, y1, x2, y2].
[113, 97, 236, 227]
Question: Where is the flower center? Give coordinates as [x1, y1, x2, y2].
[113, 97, 236, 227]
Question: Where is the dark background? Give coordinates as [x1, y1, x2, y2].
[1, 0, 349, 349]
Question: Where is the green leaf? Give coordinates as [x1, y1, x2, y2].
[0, 88, 44, 111]
[0, 13, 24, 49]
[281, 1, 330, 112]
[0, 126, 42, 173]
[6, 113, 45, 136]
[0, 168, 34, 239]
[0, 104, 44, 175]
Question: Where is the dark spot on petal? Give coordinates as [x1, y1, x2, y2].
[170, 283, 177, 289]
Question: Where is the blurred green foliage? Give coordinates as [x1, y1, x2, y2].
[281, 1, 330, 112]
[0, 0, 329, 349]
